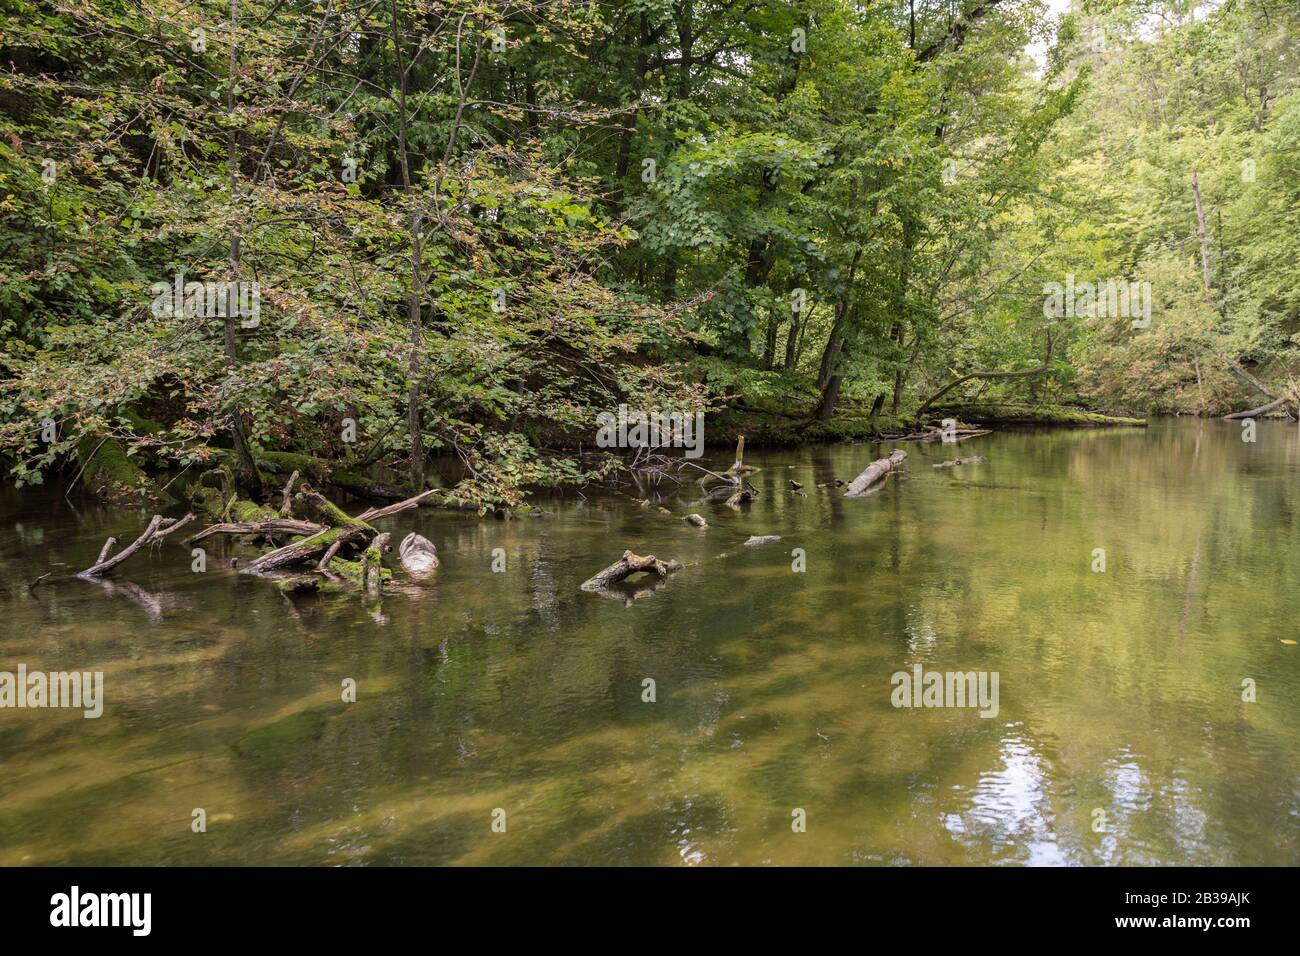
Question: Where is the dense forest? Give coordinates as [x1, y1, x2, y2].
[1, 0, 1297, 510]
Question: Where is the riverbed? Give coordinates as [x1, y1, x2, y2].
[1, 419, 1297, 865]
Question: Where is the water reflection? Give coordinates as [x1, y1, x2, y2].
[0, 420, 1297, 865]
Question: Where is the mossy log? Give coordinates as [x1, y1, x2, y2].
[361, 532, 391, 596]
[75, 435, 166, 504]
[187, 518, 326, 544]
[243, 524, 369, 574]
[926, 403, 1146, 427]
[255, 451, 416, 501]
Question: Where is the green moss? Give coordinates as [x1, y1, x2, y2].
[274, 573, 349, 596]
[927, 403, 1147, 427]
[256, 450, 423, 498]
[76, 435, 163, 504]
[326, 554, 390, 586]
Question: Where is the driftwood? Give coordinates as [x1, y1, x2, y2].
[934, 456, 987, 468]
[894, 426, 992, 443]
[1223, 396, 1292, 420]
[77, 513, 195, 579]
[363, 533, 391, 596]
[724, 482, 760, 508]
[279, 469, 300, 515]
[844, 450, 907, 498]
[581, 550, 682, 591]
[398, 533, 439, 575]
[187, 518, 325, 544]
[693, 435, 757, 505]
[726, 435, 749, 476]
[356, 488, 444, 522]
[244, 526, 369, 573]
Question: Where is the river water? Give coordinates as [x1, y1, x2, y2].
[1, 419, 1297, 865]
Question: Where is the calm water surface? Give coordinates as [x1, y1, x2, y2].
[1, 420, 1297, 865]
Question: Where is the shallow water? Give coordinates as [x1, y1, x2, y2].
[0, 420, 1297, 865]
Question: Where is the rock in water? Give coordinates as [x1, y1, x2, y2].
[398, 533, 439, 576]
[744, 535, 782, 546]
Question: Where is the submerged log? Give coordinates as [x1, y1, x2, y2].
[744, 535, 782, 546]
[398, 533, 439, 575]
[844, 450, 907, 498]
[934, 456, 987, 468]
[581, 550, 682, 591]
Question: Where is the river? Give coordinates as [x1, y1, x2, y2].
[1, 419, 1297, 865]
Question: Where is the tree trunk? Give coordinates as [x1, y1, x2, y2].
[225, 0, 262, 498]
[783, 305, 800, 371]
[1192, 170, 1213, 291]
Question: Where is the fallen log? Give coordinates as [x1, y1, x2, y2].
[581, 550, 682, 591]
[244, 525, 368, 574]
[924, 403, 1145, 427]
[1223, 396, 1291, 420]
[896, 426, 992, 443]
[356, 488, 446, 522]
[398, 533, 439, 575]
[844, 450, 906, 498]
[187, 518, 326, 544]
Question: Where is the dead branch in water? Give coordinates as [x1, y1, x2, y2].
[187, 518, 326, 544]
[844, 450, 906, 498]
[1222, 396, 1293, 420]
[75, 515, 193, 574]
[581, 550, 682, 591]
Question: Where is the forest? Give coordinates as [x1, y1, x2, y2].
[1, 0, 1298, 512]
